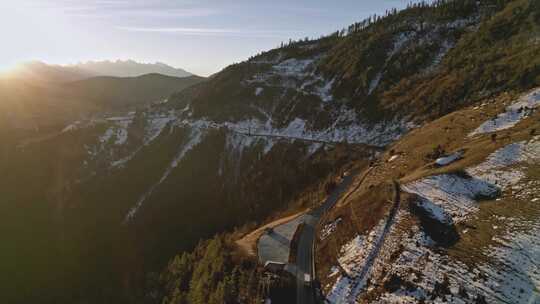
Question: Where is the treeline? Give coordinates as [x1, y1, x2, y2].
[380, 0, 540, 119]
[271, 0, 512, 49]
[339, 0, 511, 37]
[154, 235, 261, 304]
[242, 0, 513, 63]
[142, 143, 363, 304]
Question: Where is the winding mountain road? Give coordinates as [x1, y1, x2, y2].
[295, 167, 375, 304]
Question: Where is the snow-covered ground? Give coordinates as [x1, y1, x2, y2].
[307, 142, 324, 156]
[404, 137, 540, 225]
[329, 193, 540, 303]
[245, 52, 337, 103]
[173, 106, 413, 147]
[143, 111, 177, 144]
[74, 103, 405, 222]
[71, 110, 182, 169]
[368, 32, 415, 96]
[326, 209, 407, 303]
[325, 136, 540, 303]
[435, 150, 464, 167]
[273, 58, 315, 77]
[468, 137, 540, 186]
[320, 218, 342, 240]
[82, 114, 136, 164]
[255, 87, 264, 96]
[469, 87, 540, 136]
[369, 138, 540, 303]
[100, 116, 133, 145]
[403, 174, 499, 224]
[373, 205, 540, 304]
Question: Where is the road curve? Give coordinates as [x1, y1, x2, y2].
[295, 170, 360, 304]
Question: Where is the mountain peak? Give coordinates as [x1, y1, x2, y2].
[69, 59, 193, 78]
[5, 60, 194, 83]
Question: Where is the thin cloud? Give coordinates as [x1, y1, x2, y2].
[21, 0, 219, 19]
[71, 8, 219, 19]
[117, 26, 306, 38]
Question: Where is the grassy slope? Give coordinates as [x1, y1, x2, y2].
[170, 0, 539, 126]
[383, 0, 540, 119]
[317, 87, 540, 298]
[314, 2, 540, 291]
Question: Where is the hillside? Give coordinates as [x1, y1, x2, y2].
[7, 60, 194, 83]
[66, 74, 205, 109]
[0, 73, 205, 140]
[71, 60, 193, 78]
[5, 61, 94, 83]
[317, 87, 540, 303]
[0, 0, 539, 304]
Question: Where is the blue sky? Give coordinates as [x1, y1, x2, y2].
[0, 0, 417, 76]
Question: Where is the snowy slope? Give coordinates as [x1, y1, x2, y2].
[470, 88, 540, 136]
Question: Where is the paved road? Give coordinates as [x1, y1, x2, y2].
[176, 120, 386, 147]
[295, 171, 360, 304]
[258, 213, 308, 264]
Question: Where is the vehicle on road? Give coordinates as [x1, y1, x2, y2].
[303, 273, 312, 287]
[264, 261, 287, 273]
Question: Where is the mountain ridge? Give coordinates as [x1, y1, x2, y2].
[68, 59, 193, 79]
[7, 59, 194, 83]
[1, 1, 539, 303]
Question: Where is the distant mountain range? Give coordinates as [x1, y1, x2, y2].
[70, 60, 193, 79]
[9, 60, 193, 83]
[68, 73, 204, 109]
[0, 71, 204, 132]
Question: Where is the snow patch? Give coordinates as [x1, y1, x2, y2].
[435, 150, 464, 166]
[368, 72, 383, 95]
[97, 115, 133, 146]
[272, 58, 314, 77]
[374, 213, 540, 304]
[468, 137, 540, 189]
[388, 155, 399, 162]
[124, 128, 205, 222]
[313, 78, 335, 102]
[470, 88, 540, 136]
[403, 174, 499, 224]
[144, 112, 177, 144]
[320, 218, 342, 240]
[176, 107, 413, 147]
[404, 137, 540, 224]
[327, 209, 406, 303]
[61, 121, 81, 133]
[307, 142, 323, 156]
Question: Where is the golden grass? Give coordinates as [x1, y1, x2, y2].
[315, 89, 540, 286]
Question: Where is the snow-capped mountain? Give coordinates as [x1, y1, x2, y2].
[70, 60, 193, 78]
[7, 60, 194, 83]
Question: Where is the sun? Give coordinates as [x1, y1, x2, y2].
[0, 62, 18, 77]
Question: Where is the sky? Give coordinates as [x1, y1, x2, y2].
[0, 0, 416, 76]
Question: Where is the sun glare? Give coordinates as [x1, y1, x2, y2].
[0, 63, 19, 77]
